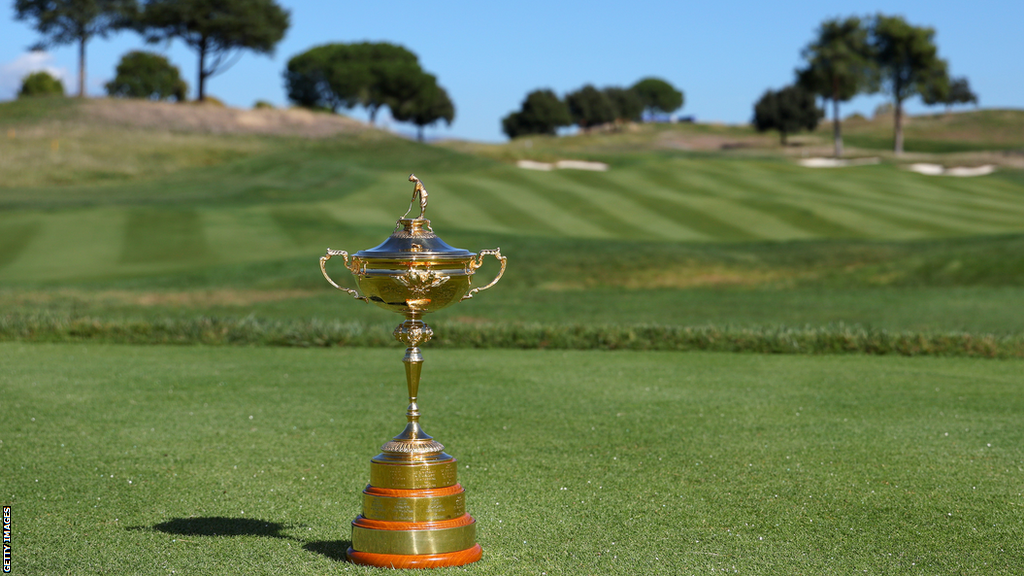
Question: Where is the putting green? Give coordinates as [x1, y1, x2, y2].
[4, 343, 1021, 574]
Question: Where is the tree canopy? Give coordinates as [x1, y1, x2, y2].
[18, 70, 64, 98]
[501, 89, 571, 139]
[631, 77, 684, 118]
[105, 50, 187, 101]
[922, 75, 978, 111]
[753, 85, 822, 145]
[566, 85, 616, 130]
[603, 87, 644, 123]
[284, 42, 421, 122]
[390, 78, 455, 141]
[870, 14, 948, 154]
[137, 0, 289, 101]
[796, 16, 875, 158]
[14, 0, 136, 97]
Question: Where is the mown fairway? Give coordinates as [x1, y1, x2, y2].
[3, 343, 1023, 575]
[2, 99, 1024, 340]
[2, 100, 1024, 576]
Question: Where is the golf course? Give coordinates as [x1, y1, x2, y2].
[2, 97, 1023, 574]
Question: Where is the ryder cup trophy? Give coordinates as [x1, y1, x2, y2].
[320, 174, 506, 568]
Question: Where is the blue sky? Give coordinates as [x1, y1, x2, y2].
[2, 0, 1021, 142]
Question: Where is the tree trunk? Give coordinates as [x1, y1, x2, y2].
[369, 105, 378, 124]
[832, 79, 842, 158]
[893, 98, 904, 155]
[780, 131, 787, 146]
[197, 40, 206, 102]
[78, 36, 86, 98]
[417, 125, 424, 142]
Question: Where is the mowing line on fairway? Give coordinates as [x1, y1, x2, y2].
[430, 173, 558, 237]
[812, 167, 1024, 228]
[0, 207, 127, 282]
[792, 173, 1018, 236]
[409, 179, 514, 236]
[439, 174, 610, 238]
[679, 163, 864, 238]
[121, 208, 211, 265]
[712, 163, 995, 237]
[203, 207, 298, 263]
[596, 169, 755, 241]
[0, 217, 41, 270]
[506, 169, 695, 241]
[637, 165, 819, 241]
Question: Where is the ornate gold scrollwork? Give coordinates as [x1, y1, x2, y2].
[320, 249, 370, 303]
[397, 268, 450, 295]
[461, 248, 507, 301]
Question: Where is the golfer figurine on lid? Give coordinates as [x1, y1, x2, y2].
[320, 174, 506, 568]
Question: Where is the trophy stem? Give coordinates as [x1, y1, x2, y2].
[380, 317, 446, 459]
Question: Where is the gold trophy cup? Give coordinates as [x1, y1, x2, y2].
[320, 175, 506, 568]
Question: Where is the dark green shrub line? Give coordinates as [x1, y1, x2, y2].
[2, 313, 1022, 358]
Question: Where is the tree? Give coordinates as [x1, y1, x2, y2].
[922, 75, 978, 112]
[631, 77, 684, 119]
[105, 50, 187, 101]
[501, 89, 571, 139]
[796, 16, 875, 158]
[14, 0, 136, 98]
[18, 70, 64, 97]
[284, 42, 421, 123]
[603, 87, 643, 123]
[566, 85, 616, 130]
[870, 14, 949, 154]
[391, 78, 455, 142]
[753, 85, 822, 145]
[137, 0, 289, 102]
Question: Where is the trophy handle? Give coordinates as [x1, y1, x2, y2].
[461, 248, 507, 302]
[321, 249, 370, 303]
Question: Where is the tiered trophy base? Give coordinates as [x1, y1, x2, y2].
[346, 451, 482, 568]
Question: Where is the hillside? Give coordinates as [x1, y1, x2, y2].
[1, 97, 1024, 341]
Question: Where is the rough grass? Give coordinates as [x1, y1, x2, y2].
[2, 313, 1023, 358]
[3, 343, 1023, 575]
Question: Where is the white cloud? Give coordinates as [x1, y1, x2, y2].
[0, 51, 69, 99]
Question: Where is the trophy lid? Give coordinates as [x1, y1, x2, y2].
[354, 175, 473, 261]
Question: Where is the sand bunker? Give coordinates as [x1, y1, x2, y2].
[906, 163, 996, 177]
[797, 157, 880, 168]
[517, 159, 609, 172]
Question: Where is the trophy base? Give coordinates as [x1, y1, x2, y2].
[348, 452, 481, 568]
[347, 543, 483, 568]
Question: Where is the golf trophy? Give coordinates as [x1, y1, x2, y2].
[320, 175, 506, 568]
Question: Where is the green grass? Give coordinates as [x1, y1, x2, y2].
[842, 109, 1024, 153]
[1, 98, 1023, 345]
[3, 343, 1022, 574]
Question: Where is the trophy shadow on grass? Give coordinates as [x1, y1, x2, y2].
[130, 517, 354, 562]
[131, 517, 302, 540]
[303, 540, 353, 562]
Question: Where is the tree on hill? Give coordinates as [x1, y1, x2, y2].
[284, 42, 422, 123]
[18, 70, 64, 97]
[391, 78, 455, 141]
[566, 85, 616, 130]
[603, 86, 644, 123]
[753, 85, 822, 145]
[501, 89, 571, 139]
[870, 14, 949, 155]
[105, 50, 187, 101]
[136, 0, 289, 102]
[796, 16, 876, 158]
[631, 77, 684, 120]
[922, 76, 978, 112]
[14, 0, 136, 98]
